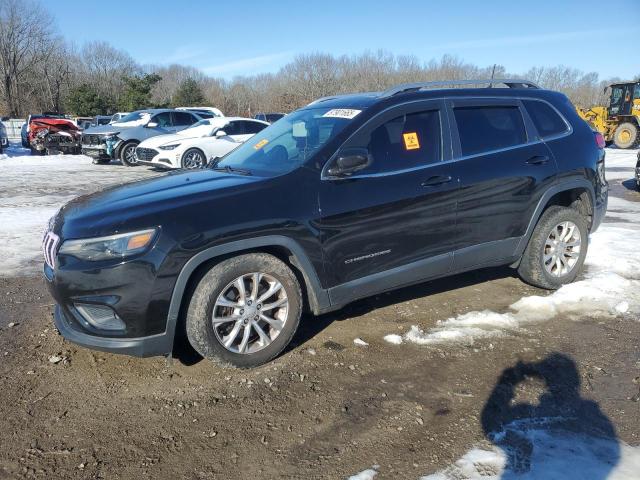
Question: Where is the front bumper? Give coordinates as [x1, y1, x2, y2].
[136, 159, 177, 169]
[81, 145, 113, 160]
[44, 237, 178, 357]
[54, 304, 172, 357]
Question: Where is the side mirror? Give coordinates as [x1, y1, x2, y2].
[147, 121, 158, 128]
[326, 148, 372, 177]
[215, 130, 227, 137]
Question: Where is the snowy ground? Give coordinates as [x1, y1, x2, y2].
[0, 144, 160, 275]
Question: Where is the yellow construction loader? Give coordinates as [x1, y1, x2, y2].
[577, 81, 640, 149]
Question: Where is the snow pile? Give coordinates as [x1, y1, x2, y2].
[387, 148, 640, 346]
[384, 334, 403, 345]
[388, 223, 640, 346]
[421, 420, 640, 480]
[347, 465, 379, 480]
[602, 148, 637, 181]
[0, 154, 159, 276]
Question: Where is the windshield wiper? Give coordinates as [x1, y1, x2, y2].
[212, 165, 252, 176]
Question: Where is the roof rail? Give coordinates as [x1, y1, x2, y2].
[380, 79, 540, 98]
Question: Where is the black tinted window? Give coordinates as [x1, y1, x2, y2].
[365, 110, 442, 173]
[152, 112, 172, 127]
[173, 112, 196, 126]
[454, 106, 526, 155]
[243, 121, 267, 134]
[523, 100, 567, 138]
[222, 122, 240, 135]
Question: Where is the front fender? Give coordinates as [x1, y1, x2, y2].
[164, 235, 331, 351]
[514, 178, 597, 258]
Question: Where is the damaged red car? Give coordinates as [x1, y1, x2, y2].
[28, 118, 82, 155]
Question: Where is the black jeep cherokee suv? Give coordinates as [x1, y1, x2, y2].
[44, 79, 608, 368]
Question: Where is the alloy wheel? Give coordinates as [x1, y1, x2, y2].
[212, 273, 289, 354]
[183, 150, 205, 169]
[124, 145, 137, 164]
[543, 221, 582, 277]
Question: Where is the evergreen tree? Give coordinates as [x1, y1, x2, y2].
[172, 78, 205, 107]
[66, 84, 112, 116]
[118, 73, 161, 111]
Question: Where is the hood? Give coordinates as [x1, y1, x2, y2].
[31, 118, 79, 131]
[139, 133, 188, 148]
[56, 169, 263, 238]
[29, 118, 80, 140]
[83, 124, 136, 135]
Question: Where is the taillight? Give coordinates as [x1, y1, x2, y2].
[594, 132, 606, 149]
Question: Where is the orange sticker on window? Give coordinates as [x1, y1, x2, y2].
[254, 139, 269, 150]
[403, 132, 420, 150]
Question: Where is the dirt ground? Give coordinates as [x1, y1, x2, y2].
[0, 155, 639, 479]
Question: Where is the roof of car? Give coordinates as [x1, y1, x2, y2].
[304, 85, 560, 111]
[137, 108, 178, 114]
[202, 117, 269, 127]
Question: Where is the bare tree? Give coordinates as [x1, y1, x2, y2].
[77, 40, 139, 107]
[0, 0, 55, 116]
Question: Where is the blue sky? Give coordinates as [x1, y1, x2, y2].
[54, 0, 638, 80]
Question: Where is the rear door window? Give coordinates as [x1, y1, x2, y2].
[240, 121, 267, 134]
[453, 106, 527, 156]
[173, 112, 197, 126]
[365, 110, 442, 173]
[221, 122, 241, 135]
[523, 100, 568, 138]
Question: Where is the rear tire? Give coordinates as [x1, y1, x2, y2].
[518, 206, 589, 290]
[119, 141, 139, 166]
[613, 122, 639, 149]
[186, 253, 302, 368]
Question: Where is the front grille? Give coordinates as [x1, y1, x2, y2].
[82, 134, 104, 145]
[46, 134, 77, 145]
[136, 147, 158, 161]
[42, 231, 60, 269]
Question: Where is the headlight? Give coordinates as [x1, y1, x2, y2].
[59, 228, 157, 261]
[159, 143, 180, 150]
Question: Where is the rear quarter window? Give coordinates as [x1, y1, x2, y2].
[523, 100, 568, 138]
[454, 106, 527, 156]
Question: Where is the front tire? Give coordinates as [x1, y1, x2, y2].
[119, 141, 139, 166]
[613, 122, 639, 149]
[181, 148, 206, 169]
[186, 253, 302, 368]
[518, 206, 588, 289]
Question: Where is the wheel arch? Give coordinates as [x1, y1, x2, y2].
[164, 236, 330, 350]
[514, 180, 595, 259]
[115, 138, 139, 159]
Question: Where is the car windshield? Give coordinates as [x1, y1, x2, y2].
[214, 107, 359, 175]
[177, 119, 217, 136]
[114, 111, 151, 125]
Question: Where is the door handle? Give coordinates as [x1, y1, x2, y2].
[421, 175, 453, 187]
[526, 155, 549, 165]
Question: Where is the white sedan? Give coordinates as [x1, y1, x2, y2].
[135, 117, 269, 169]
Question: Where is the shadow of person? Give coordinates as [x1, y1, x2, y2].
[480, 353, 620, 479]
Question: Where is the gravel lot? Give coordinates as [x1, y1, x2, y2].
[0, 147, 638, 479]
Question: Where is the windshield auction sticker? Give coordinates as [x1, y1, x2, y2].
[403, 132, 420, 150]
[322, 109, 362, 119]
[254, 139, 269, 150]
